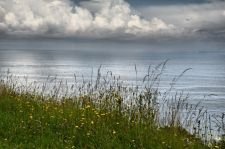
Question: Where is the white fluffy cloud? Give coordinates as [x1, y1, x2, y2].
[0, 0, 175, 38]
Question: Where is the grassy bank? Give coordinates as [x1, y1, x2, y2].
[0, 89, 206, 149]
[0, 64, 223, 148]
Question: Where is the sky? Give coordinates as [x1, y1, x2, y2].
[0, 0, 224, 41]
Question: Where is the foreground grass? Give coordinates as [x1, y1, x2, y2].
[0, 91, 208, 149]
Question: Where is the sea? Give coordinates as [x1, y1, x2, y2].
[0, 38, 224, 113]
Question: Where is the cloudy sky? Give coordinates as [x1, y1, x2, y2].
[0, 0, 224, 40]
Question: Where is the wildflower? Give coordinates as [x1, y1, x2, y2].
[91, 121, 94, 125]
[101, 113, 106, 116]
[86, 132, 90, 136]
[116, 122, 119, 125]
[207, 143, 212, 148]
[85, 105, 91, 109]
[113, 130, 116, 134]
[75, 126, 79, 128]
[29, 115, 33, 119]
[215, 136, 221, 142]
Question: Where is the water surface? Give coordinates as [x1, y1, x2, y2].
[0, 39, 224, 113]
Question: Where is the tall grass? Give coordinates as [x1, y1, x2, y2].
[0, 63, 223, 148]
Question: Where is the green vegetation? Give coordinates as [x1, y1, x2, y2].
[0, 64, 223, 148]
[0, 89, 207, 149]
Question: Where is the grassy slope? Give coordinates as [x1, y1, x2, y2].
[0, 91, 208, 149]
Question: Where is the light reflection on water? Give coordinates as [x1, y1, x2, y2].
[0, 39, 225, 113]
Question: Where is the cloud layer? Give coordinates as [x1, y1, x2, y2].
[0, 0, 176, 38]
[1, 0, 224, 40]
[138, 1, 225, 39]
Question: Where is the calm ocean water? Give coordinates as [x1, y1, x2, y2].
[0, 39, 225, 113]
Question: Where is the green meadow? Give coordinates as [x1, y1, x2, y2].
[0, 65, 223, 148]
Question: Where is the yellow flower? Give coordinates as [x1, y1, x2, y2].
[207, 143, 212, 148]
[85, 105, 91, 109]
[29, 115, 33, 119]
[113, 130, 116, 134]
[91, 121, 94, 125]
